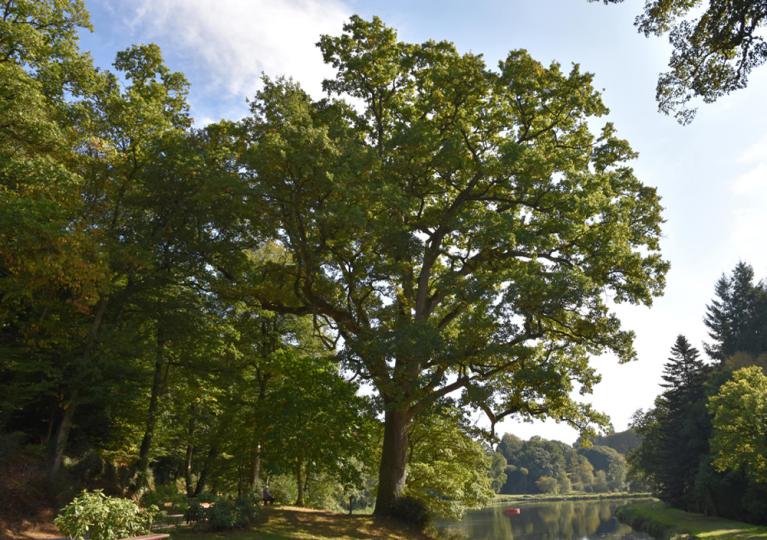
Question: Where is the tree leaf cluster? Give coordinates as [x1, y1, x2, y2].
[596, 0, 767, 123]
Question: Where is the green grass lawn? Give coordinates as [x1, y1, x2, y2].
[616, 501, 767, 539]
[168, 506, 433, 540]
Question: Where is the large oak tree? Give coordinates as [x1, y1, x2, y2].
[239, 16, 668, 515]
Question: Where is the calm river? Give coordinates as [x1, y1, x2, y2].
[435, 498, 655, 540]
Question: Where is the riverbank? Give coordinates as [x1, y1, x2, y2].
[494, 492, 652, 503]
[616, 501, 767, 539]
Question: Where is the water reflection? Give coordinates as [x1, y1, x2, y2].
[436, 499, 654, 540]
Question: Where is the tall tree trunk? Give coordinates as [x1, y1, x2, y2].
[249, 442, 261, 491]
[294, 459, 305, 506]
[184, 442, 195, 497]
[44, 403, 56, 446]
[237, 462, 244, 498]
[194, 434, 222, 496]
[135, 327, 166, 489]
[184, 405, 196, 496]
[373, 406, 412, 516]
[249, 368, 268, 491]
[194, 437, 219, 497]
[49, 391, 78, 478]
[49, 299, 108, 478]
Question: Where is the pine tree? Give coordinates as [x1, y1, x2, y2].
[704, 262, 767, 362]
[661, 335, 708, 394]
[637, 335, 709, 508]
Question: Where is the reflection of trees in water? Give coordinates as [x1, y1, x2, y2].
[441, 500, 648, 540]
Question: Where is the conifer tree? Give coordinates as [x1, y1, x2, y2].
[704, 262, 767, 362]
[634, 335, 709, 508]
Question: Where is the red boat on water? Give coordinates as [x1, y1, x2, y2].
[504, 507, 522, 517]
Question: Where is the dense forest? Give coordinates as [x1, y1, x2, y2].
[630, 262, 767, 523]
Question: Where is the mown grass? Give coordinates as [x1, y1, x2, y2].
[169, 506, 434, 540]
[616, 501, 767, 539]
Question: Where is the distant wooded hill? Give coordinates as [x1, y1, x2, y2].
[494, 433, 643, 495]
[588, 429, 642, 455]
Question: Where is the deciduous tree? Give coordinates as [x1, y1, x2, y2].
[238, 16, 667, 515]
[708, 366, 767, 484]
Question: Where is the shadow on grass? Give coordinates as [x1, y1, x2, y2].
[170, 506, 432, 540]
[261, 506, 429, 540]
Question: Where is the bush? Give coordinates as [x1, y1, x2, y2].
[195, 492, 217, 503]
[141, 484, 187, 512]
[54, 490, 157, 540]
[389, 496, 431, 530]
[207, 499, 240, 530]
[234, 495, 260, 525]
[187, 496, 260, 530]
[184, 500, 208, 524]
[266, 475, 295, 504]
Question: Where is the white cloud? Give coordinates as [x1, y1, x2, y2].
[118, 0, 351, 99]
[738, 134, 767, 165]
[729, 135, 767, 272]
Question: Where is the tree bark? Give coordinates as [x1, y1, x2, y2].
[373, 406, 412, 516]
[294, 459, 305, 506]
[184, 442, 195, 497]
[249, 442, 261, 491]
[249, 367, 268, 491]
[49, 391, 78, 478]
[135, 327, 166, 489]
[184, 405, 196, 496]
[49, 299, 108, 478]
[194, 439, 220, 497]
[194, 412, 228, 497]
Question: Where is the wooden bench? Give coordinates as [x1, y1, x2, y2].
[119, 534, 170, 540]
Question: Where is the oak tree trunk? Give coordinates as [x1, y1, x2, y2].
[373, 407, 412, 516]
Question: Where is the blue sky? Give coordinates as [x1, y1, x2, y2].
[80, 0, 767, 443]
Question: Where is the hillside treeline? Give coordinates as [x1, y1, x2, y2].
[492, 431, 639, 495]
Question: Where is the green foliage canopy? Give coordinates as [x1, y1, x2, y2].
[708, 366, 767, 484]
[406, 405, 494, 518]
[238, 14, 667, 512]
[596, 0, 767, 123]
